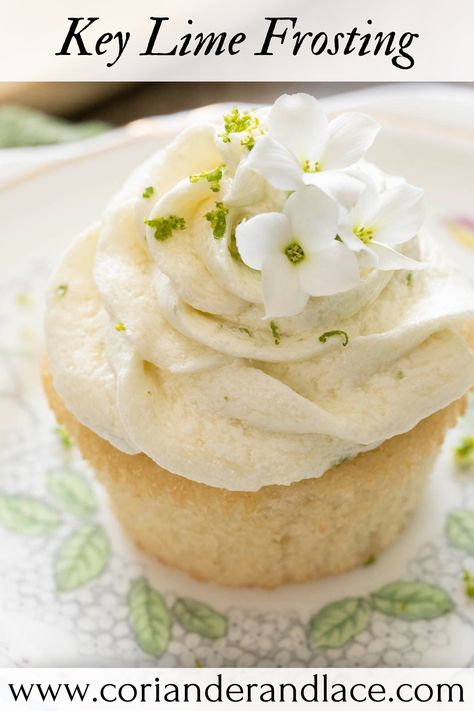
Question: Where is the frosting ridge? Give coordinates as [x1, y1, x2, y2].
[45, 97, 474, 491]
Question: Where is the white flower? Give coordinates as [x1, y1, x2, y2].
[243, 93, 380, 207]
[338, 178, 426, 270]
[236, 185, 360, 318]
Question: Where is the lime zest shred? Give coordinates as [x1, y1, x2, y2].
[142, 186, 155, 199]
[454, 435, 474, 468]
[189, 164, 225, 193]
[115, 322, 126, 332]
[205, 202, 228, 239]
[144, 215, 186, 241]
[219, 107, 260, 148]
[239, 327, 252, 337]
[240, 134, 256, 151]
[270, 321, 281, 345]
[463, 569, 474, 598]
[55, 424, 74, 450]
[56, 284, 68, 297]
[319, 330, 349, 347]
[228, 230, 241, 261]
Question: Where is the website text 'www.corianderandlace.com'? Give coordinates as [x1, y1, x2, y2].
[4, 672, 467, 706]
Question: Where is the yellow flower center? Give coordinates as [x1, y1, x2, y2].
[354, 225, 374, 244]
[284, 241, 305, 264]
[303, 159, 321, 174]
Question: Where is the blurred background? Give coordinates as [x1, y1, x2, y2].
[0, 81, 471, 148]
[1, 82, 384, 148]
[0, 82, 386, 126]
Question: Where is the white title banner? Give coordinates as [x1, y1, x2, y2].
[0, 0, 473, 81]
[0, 668, 473, 709]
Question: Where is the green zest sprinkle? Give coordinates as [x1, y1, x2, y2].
[228, 230, 241, 261]
[454, 435, 474, 468]
[364, 555, 377, 566]
[239, 327, 252, 337]
[223, 395, 230, 401]
[220, 107, 260, 147]
[270, 321, 281, 345]
[406, 272, 413, 286]
[144, 215, 186, 241]
[319, 330, 349, 347]
[115, 322, 126, 332]
[354, 225, 374, 244]
[463, 570, 474, 598]
[55, 424, 74, 450]
[240, 134, 256, 151]
[189, 164, 225, 193]
[142, 186, 154, 199]
[396, 370, 405, 379]
[284, 241, 305, 264]
[56, 284, 68, 297]
[205, 202, 228, 239]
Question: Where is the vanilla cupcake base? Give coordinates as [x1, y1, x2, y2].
[43, 366, 465, 588]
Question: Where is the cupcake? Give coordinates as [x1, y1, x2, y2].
[44, 93, 474, 588]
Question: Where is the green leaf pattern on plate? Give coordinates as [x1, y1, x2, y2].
[47, 469, 97, 518]
[371, 581, 454, 620]
[0, 424, 462, 654]
[55, 523, 109, 592]
[309, 598, 371, 648]
[0, 495, 61, 535]
[446, 510, 474, 553]
[128, 579, 172, 657]
[173, 597, 228, 639]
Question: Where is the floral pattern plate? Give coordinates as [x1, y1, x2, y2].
[1, 91, 474, 668]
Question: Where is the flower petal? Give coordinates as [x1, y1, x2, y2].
[374, 184, 425, 245]
[284, 185, 338, 251]
[226, 162, 266, 206]
[262, 253, 309, 317]
[236, 213, 291, 270]
[244, 135, 302, 191]
[268, 93, 329, 164]
[303, 170, 366, 210]
[370, 242, 426, 271]
[298, 242, 361, 296]
[337, 224, 367, 253]
[349, 174, 381, 227]
[322, 112, 380, 170]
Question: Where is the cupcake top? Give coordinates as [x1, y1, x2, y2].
[45, 93, 474, 491]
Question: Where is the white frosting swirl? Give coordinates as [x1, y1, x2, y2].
[45, 120, 474, 491]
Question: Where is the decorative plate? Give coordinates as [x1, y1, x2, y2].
[1, 90, 474, 668]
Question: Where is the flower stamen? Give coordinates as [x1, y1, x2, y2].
[303, 159, 321, 174]
[354, 225, 374, 244]
[284, 241, 305, 264]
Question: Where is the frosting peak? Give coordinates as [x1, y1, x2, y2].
[45, 95, 474, 491]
